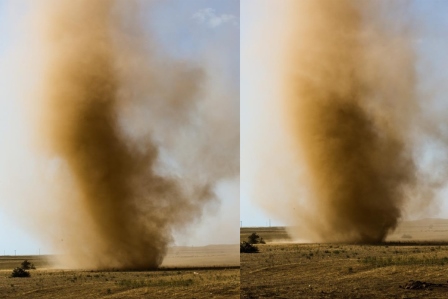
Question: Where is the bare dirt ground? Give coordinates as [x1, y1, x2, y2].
[241, 220, 448, 299]
[0, 245, 239, 299]
[162, 245, 239, 268]
[386, 219, 448, 242]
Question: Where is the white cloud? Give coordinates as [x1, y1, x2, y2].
[192, 8, 238, 28]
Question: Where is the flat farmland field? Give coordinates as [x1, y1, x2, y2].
[0, 245, 239, 299]
[241, 220, 448, 299]
[240, 227, 291, 244]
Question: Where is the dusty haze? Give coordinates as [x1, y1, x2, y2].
[282, 1, 418, 243]
[244, 1, 448, 243]
[1, 0, 238, 269]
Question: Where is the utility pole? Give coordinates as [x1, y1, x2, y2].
[240, 221, 242, 227]
[14, 250, 16, 256]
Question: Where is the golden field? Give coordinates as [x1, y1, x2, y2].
[241, 220, 448, 298]
[0, 245, 239, 299]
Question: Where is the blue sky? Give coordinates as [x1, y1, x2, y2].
[0, 0, 239, 255]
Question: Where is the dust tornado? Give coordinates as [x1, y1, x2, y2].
[20, 0, 233, 269]
[280, 1, 420, 242]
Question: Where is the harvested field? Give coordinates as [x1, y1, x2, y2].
[241, 221, 448, 298]
[0, 245, 239, 299]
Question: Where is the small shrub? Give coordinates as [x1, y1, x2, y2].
[240, 241, 259, 253]
[11, 267, 30, 278]
[20, 260, 35, 270]
[247, 233, 266, 244]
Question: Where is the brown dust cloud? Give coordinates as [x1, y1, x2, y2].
[5, 0, 239, 269]
[250, 0, 446, 243]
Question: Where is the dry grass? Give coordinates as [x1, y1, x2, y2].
[0, 245, 239, 299]
[241, 224, 448, 299]
[0, 267, 239, 298]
